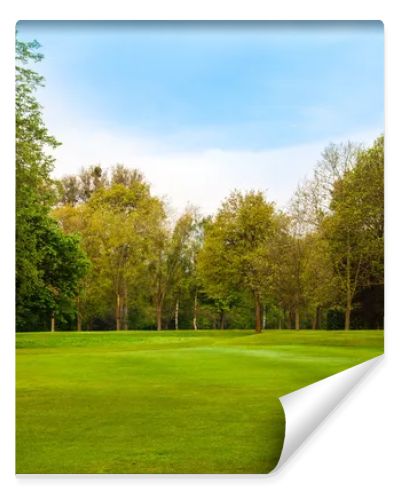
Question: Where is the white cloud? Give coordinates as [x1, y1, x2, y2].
[48, 116, 381, 217]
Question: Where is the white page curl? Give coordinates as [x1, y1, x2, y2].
[275, 354, 383, 470]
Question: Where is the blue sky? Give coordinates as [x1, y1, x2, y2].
[17, 21, 384, 214]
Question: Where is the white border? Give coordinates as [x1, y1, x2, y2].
[1, 2, 399, 499]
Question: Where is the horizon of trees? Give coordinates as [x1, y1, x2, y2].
[16, 37, 384, 333]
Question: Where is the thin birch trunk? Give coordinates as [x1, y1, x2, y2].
[116, 292, 121, 331]
[193, 289, 198, 330]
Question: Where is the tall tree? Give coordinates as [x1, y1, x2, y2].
[324, 136, 384, 330]
[165, 208, 204, 330]
[198, 191, 279, 333]
[16, 36, 88, 331]
[149, 208, 200, 331]
[284, 190, 314, 329]
[82, 180, 166, 331]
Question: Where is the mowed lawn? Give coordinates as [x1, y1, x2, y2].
[16, 329, 383, 474]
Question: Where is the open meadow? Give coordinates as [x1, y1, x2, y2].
[16, 329, 384, 474]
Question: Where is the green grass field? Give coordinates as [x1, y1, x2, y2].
[16, 329, 383, 474]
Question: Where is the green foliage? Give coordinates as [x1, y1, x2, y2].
[54, 175, 167, 330]
[16, 37, 384, 333]
[16, 37, 89, 331]
[198, 191, 281, 331]
[51, 137, 384, 332]
[159, 208, 203, 328]
[323, 136, 384, 327]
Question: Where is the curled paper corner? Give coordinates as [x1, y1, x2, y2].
[274, 354, 384, 471]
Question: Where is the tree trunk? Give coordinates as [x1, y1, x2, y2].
[286, 310, 292, 329]
[255, 293, 262, 333]
[123, 303, 128, 330]
[155, 272, 164, 332]
[116, 292, 121, 331]
[220, 310, 225, 330]
[345, 276, 352, 330]
[156, 302, 163, 331]
[122, 283, 128, 330]
[345, 233, 352, 331]
[193, 290, 198, 330]
[175, 297, 179, 330]
[314, 305, 321, 330]
[51, 312, 55, 332]
[294, 307, 300, 330]
[345, 302, 351, 331]
[311, 313, 316, 330]
[76, 295, 81, 332]
[262, 304, 267, 330]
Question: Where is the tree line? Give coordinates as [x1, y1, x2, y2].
[16, 37, 384, 333]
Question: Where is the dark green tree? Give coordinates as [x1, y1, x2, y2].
[16, 36, 89, 331]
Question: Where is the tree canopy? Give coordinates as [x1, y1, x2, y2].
[16, 37, 384, 333]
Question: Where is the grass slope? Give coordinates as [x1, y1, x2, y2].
[16, 329, 383, 474]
